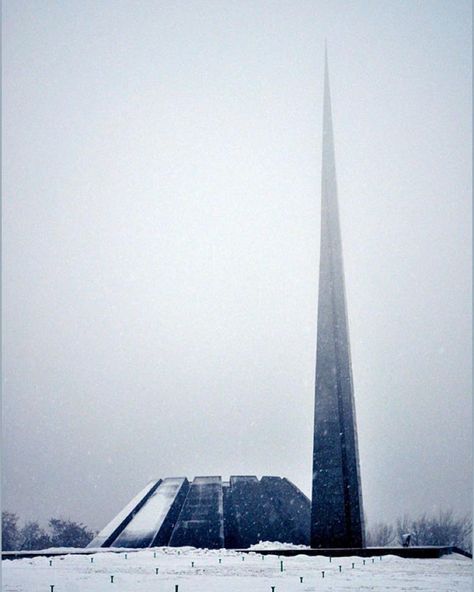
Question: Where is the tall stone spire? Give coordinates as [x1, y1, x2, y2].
[310, 50, 365, 548]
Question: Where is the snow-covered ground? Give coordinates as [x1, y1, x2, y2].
[2, 546, 471, 592]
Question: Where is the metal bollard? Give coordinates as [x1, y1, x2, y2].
[175, 586, 179, 592]
[271, 587, 275, 592]
[124, 553, 127, 560]
[110, 575, 114, 583]
[280, 560, 284, 572]
[155, 567, 159, 574]
[339, 565, 342, 572]
[363, 559, 366, 565]
[191, 561, 194, 567]
[219, 558, 222, 563]
[49, 560, 53, 566]
[322, 570, 325, 578]
[372, 558, 375, 563]
[300, 576, 303, 583]
[90, 557, 94, 563]
[50, 586, 54, 592]
[352, 562, 355, 569]
[242, 556, 245, 561]
[154, 552, 156, 558]
[329, 556, 332, 563]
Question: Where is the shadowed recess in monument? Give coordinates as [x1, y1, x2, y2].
[88, 476, 310, 549]
[168, 476, 224, 549]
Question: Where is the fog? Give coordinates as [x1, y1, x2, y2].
[3, 1, 471, 532]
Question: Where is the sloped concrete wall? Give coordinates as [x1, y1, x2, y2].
[168, 476, 224, 549]
[94, 475, 310, 549]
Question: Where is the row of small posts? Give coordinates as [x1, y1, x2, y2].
[46, 551, 383, 590]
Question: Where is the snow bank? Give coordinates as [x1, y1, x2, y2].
[249, 541, 310, 550]
[3, 545, 471, 591]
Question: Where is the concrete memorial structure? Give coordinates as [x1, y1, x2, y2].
[88, 476, 310, 549]
[310, 52, 365, 548]
[88, 53, 365, 551]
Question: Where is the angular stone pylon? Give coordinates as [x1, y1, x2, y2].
[311, 49, 365, 548]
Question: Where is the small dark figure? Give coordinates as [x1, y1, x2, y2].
[402, 533, 412, 547]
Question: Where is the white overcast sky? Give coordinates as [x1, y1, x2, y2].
[3, 0, 472, 531]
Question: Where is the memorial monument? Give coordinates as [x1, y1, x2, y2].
[88, 52, 365, 551]
[88, 476, 310, 549]
[310, 50, 365, 548]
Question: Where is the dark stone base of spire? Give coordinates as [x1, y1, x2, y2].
[310, 463, 365, 548]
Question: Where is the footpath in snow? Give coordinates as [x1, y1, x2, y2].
[2, 546, 472, 592]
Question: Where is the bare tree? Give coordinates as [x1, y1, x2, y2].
[18, 521, 51, 551]
[396, 510, 472, 552]
[366, 522, 396, 547]
[49, 518, 94, 548]
[2, 513, 96, 551]
[2, 511, 20, 551]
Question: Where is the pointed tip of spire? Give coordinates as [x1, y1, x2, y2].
[322, 40, 332, 132]
[324, 40, 329, 78]
[324, 41, 330, 85]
